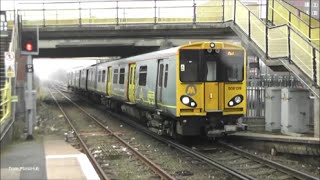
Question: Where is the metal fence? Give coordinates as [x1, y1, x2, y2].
[0, 80, 12, 125]
[245, 74, 304, 119]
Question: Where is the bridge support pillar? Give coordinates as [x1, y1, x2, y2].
[314, 91, 320, 138]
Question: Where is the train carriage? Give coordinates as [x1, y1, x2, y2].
[68, 41, 246, 137]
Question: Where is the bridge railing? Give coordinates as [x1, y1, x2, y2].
[4, 0, 233, 27]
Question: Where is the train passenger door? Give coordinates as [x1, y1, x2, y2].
[156, 59, 165, 107]
[128, 64, 136, 102]
[204, 60, 219, 111]
[106, 66, 112, 96]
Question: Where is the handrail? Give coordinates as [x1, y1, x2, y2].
[280, 0, 320, 24]
[235, 0, 319, 88]
[269, 6, 320, 41]
[236, 0, 319, 50]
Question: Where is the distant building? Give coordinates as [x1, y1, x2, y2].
[285, 0, 319, 20]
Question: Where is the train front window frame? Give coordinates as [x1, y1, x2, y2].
[179, 49, 244, 83]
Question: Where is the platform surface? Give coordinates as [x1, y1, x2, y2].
[1, 135, 100, 180]
[231, 131, 320, 144]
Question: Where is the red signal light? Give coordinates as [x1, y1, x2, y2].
[26, 43, 33, 51]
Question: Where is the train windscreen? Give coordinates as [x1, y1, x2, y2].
[179, 49, 244, 82]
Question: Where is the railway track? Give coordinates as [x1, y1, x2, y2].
[195, 141, 319, 180]
[55, 85, 319, 180]
[49, 87, 175, 180]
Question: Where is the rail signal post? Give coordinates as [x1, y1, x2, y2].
[20, 27, 39, 140]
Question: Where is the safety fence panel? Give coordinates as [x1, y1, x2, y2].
[311, 28, 320, 47]
[235, 1, 249, 35]
[290, 30, 314, 82]
[197, 5, 223, 22]
[269, 0, 320, 47]
[271, 0, 289, 25]
[290, 14, 310, 38]
[268, 25, 288, 58]
[0, 81, 11, 125]
[223, 1, 234, 21]
[250, 14, 266, 52]
[80, 8, 117, 25]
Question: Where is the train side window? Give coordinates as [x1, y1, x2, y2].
[164, 64, 168, 88]
[113, 69, 118, 84]
[139, 66, 147, 86]
[88, 70, 91, 81]
[158, 64, 164, 87]
[98, 71, 101, 82]
[102, 70, 106, 82]
[119, 68, 125, 84]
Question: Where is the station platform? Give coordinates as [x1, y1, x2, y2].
[230, 131, 320, 145]
[0, 135, 100, 180]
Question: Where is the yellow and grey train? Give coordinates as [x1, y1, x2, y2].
[67, 42, 246, 137]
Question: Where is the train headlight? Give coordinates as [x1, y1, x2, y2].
[210, 42, 215, 48]
[182, 97, 190, 104]
[180, 95, 197, 108]
[235, 96, 242, 104]
[228, 94, 243, 107]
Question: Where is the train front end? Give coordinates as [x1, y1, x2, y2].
[176, 42, 246, 137]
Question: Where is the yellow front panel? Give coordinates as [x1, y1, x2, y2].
[204, 83, 219, 111]
[177, 83, 205, 116]
[224, 83, 246, 115]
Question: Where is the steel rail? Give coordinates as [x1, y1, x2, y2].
[102, 110, 254, 180]
[218, 141, 319, 180]
[53, 86, 176, 180]
[49, 89, 110, 180]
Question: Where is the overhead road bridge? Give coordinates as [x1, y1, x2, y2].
[1, 0, 320, 139]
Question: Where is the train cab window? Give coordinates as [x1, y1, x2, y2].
[139, 66, 147, 86]
[205, 61, 217, 81]
[113, 69, 118, 84]
[180, 49, 244, 82]
[164, 64, 168, 88]
[119, 68, 125, 84]
[179, 50, 200, 82]
[102, 70, 106, 82]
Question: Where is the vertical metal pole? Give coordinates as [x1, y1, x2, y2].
[271, 0, 274, 24]
[308, 0, 311, 39]
[79, 1, 82, 26]
[222, 0, 225, 22]
[287, 26, 291, 62]
[193, 0, 196, 24]
[43, 3, 45, 27]
[233, 0, 236, 24]
[312, 48, 317, 85]
[265, 0, 269, 58]
[248, 11, 251, 39]
[116, 1, 119, 25]
[26, 55, 34, 140]
[154, 0, 157, 24]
